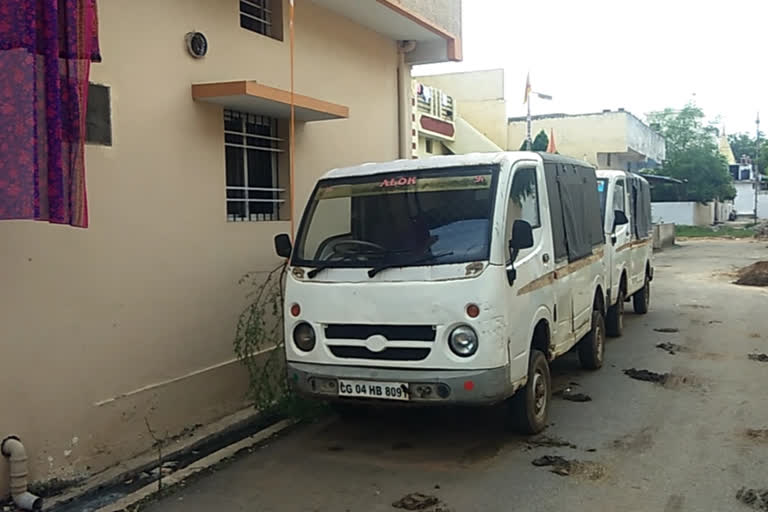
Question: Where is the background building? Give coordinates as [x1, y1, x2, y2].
[0, 0, 461, 495]
[508, 110, 666, 171]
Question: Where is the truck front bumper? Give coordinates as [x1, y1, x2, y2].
[287, 361, 518, 405]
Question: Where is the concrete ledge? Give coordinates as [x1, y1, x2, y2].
[653, 223, 675, 250]
[95, 419, 295, 512]
[45, 407, 275, 511]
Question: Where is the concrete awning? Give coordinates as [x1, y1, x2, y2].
[444, 116, 502, 155]
[191, 81, 349, 122]
[311, 0, 461, 64]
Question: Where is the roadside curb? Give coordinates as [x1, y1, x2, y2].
[95, 419, 296, 512]
[44, 408, 293, 512]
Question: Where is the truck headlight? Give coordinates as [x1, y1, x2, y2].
[449, 325, 478, 357]
[293, 322, 316, 352]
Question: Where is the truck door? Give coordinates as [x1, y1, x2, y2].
[611, 178, 631, 290]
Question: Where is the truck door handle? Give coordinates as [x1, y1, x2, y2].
[611, 235, 617, 245]
[542, 253, 550, 263]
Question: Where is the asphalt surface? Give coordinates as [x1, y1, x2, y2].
[145, 239, 768, 512]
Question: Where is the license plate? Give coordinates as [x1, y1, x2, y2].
[338, 380, 410, 401]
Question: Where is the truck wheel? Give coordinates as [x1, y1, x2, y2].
[606, 288, 624, 337]
[510, 350, 550, 434]
[633, 276, 650, 314]
[579, 310, 605, 370]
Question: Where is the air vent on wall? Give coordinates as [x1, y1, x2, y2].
[185, 32, 208, 58]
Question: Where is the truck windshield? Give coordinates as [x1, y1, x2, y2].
[292, 165, 498, 271]
[597, 178, 608, 223]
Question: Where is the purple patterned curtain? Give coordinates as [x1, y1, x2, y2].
[0, 0, 101, 228]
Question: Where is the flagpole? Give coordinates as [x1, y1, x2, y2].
[526, 98, 532, 151]
[289, 0, 296, 238]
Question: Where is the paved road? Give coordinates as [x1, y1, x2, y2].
[146, 240, 768, 512]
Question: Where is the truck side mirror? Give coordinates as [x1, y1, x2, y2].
[613, 210, 629, 230]
[507, 220, 534, 285]
[274, 234, 292, 258]
[510, 220, 534, 250]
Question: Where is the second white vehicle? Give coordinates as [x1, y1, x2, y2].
[597, 170, 654, 337]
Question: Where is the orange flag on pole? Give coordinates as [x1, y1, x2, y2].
[546, 128, 557, 153]
[523, 72, 531, 104]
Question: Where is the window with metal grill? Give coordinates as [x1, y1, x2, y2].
[224, 110, 285, 222]
[240, 0, 283, 40]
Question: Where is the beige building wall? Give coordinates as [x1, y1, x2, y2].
[0, 0, 399, 493]
[457, 100, 507, 149]
[418, 68, 504, 102]
[507, 112, 628, 166]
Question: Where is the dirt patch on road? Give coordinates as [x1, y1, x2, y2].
[611, 427, 657, 453]
[654, 327, 680, 333]
[656, 342, 725, 360]
[393, 493, 450, 511]
[553, 386, 592, 402]
[744, 429, 768, 442]
[736, 487, 768, 511]
[656, 342, 687, 355]
[526, 435, 577, 449]
[682, 303, 711, 309]
[748, 353, 768, 363]
[735, 261, 768, 286]
[623, 368, 709, 391]
[531, 455, 607, 480]
[624, 368, 668, 383]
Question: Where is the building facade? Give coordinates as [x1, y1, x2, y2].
[0, 0, 461, 495]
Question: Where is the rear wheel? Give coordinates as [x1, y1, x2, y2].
[633, 276, 651, 314]
[579, 310, 605, 370]
[606, 287, 625, 337]
[510, 350, 551, 434]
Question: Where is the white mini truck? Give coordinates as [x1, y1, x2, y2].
[596, 170, 654, 337]
[274, 152, 607, 433]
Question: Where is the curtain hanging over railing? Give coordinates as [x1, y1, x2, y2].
[0, 0, 101, 228]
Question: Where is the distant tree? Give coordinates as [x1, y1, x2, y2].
[647, 104, 736, 202]
[519, 129, 549, 151]
[728, 132, 768, 175]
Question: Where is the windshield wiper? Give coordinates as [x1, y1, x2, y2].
[306, 247, 414, 279]
[367, 252, 454, 278]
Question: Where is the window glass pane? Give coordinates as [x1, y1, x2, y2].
[240, 15, 265, 34]
[246, 136, 273, 149]
[224, 114, 242, 132]
[614, 181, 625, 212]
[86, 83, 111, 145]
[227, 200, 246, 221]
[507, 167, 540, 241]
[225, 146, 245, 187]
[246, 119, 272, 137]
[225, 133, 244, 145]
[240, 1, 265, 18]
[247, 149, 273, 188]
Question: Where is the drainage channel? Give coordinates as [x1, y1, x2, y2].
[49, 411, 285, 512]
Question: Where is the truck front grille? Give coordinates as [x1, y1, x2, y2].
[329, 346, 431, 361]
[324, 324, 436, 342]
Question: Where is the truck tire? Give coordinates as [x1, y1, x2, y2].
[633, 276, 650, 314]
[579, 310, 605, 370]
[606, 287, 624, 337]
[510, 350, 550, 434]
